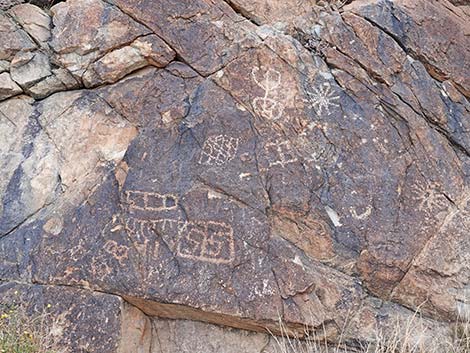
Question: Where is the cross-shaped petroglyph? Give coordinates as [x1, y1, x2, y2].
[252, 67, 284, 121]
[176, 220, 235, 264]
[125, 190, 178, 212]
[198, 134, 239, 166]
[304, 82, 340, 116]
[265, 139, 298, 168]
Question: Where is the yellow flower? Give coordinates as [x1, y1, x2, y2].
[47, 303, 52, 308]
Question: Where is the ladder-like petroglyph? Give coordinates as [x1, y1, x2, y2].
[125, 190, 179, 212]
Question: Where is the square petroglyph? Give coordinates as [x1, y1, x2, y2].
[304, 82, 340, 116]
[252, 67, 284, 121]
[125, 190, 179, 212]
[177, 221, 235, 264]
[198, 134, 239, 166]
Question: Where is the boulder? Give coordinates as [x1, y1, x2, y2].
[0, 0, 468, 352]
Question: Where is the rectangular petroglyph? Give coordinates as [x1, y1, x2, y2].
[124, 189, 235, 264]
[126, 190, 179, 212]
[177, 220, 235, 264]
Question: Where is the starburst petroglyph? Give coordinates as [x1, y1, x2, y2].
[410, 182, 449, 213]
[305, 82, 340, 116]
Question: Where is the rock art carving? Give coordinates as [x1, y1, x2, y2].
[124, 217, 160, 260]
[304, 82, 340, 116]
[124, 190, 235, 264]
[265, 139, 298, 168]
[252, 67, 284, 121]
[297, 124, 338, 168]
[350, 206, 373, 220]
[198, 134, 239, 166]
[126, 190, 179, 212]
[410, 182, 449, 214]
[177, 220, 235, 264]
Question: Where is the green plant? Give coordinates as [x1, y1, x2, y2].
[0, 302, 58, 353]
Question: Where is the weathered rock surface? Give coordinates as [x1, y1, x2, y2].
[0, 0, 468, 352]
[0, 282, 151, 353]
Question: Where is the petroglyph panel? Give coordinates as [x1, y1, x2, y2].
[177, 220, 235, 264]
[252, 67, 284, 121]
[125, 190, 179, 212]
[199, 135, 239, 166]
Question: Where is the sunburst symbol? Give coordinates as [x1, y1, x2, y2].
[304, 82, 340, 116]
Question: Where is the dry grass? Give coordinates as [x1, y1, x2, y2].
[0, 302, 60, 353]
[271, 313, 470, 353]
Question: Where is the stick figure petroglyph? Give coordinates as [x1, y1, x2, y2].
[304, 82, 340, 116]
[198, 134, 239, 166]
[252, 67, 284, 121]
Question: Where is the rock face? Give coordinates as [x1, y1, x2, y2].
[0, 0, 469, 352]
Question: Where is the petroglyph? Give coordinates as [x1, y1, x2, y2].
[410, 182, 449, 214]
[297, 125, 338, 168]
[125, 190, 179, 212]
[264, 139, 298, 168]
[125, 217, 160, 260]
[177, 220, 235, 264]
[304, 82, 340, 116]
[123, 189, 235, 264]
[199, 135, 239, 166]
[350, 206, 372, 220]
[252, 67, 284, 121]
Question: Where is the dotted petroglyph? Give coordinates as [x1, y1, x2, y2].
[198, 134, 239, 166]
[177, 220, 235, 264]
[304, 82, 340, 116]
[252, 67, 284, 121]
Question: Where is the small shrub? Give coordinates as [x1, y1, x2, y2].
[0, 302, 59, 353]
